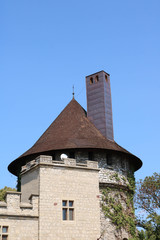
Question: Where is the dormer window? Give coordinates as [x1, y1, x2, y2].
[90, 77, 93, 84]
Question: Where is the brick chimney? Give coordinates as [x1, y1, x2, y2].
[86, 71, 114, 141]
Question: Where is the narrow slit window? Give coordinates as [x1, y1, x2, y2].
[106, 154, 112, 166]
[88, 152, 93, 160]
[120, 158, 125, 169]
[95, 75, 99, 82]
[52, 153, 55, 160]
[90, 77, 93, 84]
[105, 75, 108, 81]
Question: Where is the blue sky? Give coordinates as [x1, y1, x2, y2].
[0, 0, 160, 188]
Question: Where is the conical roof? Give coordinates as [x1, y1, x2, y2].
[8, 98, 142, 175]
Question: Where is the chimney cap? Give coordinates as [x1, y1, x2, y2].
[86, 70, 110, 78]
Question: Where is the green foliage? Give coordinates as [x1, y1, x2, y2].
[135, 172, 160, 214]
[122, 176, 127, 182]
[0, 186, 16, 202]
[135, 173, 160, 240]
[137, 213, 160, 240]
[127, 173, 136, 193]
[102, 174, 138, 239]
[102, 172, 160, 240]
[110, 173, 120, 182]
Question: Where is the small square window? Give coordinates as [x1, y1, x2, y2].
[69, 201, 73, 207]
[62, 200, 67, 206]
[2, 227, 8, 233]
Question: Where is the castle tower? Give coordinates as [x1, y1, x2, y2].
[86, 71, 114, 140]
[5, 71, 142, 240]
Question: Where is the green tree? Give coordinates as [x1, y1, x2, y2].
[135, 173, 160, 240]
[0, 186, 16, 201]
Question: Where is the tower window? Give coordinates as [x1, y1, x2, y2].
[120, 158, 125, 169]
[105, 75, 108, 81]
[69, 152, 75, 159]
[88, 152, 93, 160]
[106, 154, 112, 166]
[95, 75, 99, 82]
[62, 200, 74, 221]
[90, 77, 93, 84]
[52, 153, 56, 160]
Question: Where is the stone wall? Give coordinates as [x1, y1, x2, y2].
[21, 167, 39, 202]
[45, 151, 133, 240]
[98, 156, 134, 240]
[0, 218, 38, 240]
[0, 153, 134, 240]
[37, 156, 100, 240]
[0, 155, 101, 240]
[0, 192, 39, 240]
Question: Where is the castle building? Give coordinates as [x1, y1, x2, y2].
[0, 71, 142, 240]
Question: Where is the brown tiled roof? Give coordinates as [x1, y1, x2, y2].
[8, 98, 142, 175]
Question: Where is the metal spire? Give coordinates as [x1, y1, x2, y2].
[72, 85, 75, 99]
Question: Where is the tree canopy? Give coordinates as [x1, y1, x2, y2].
[135, 172, 160, 240]
[136, 172, 160, 214]
[0, 186, 16, 201]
